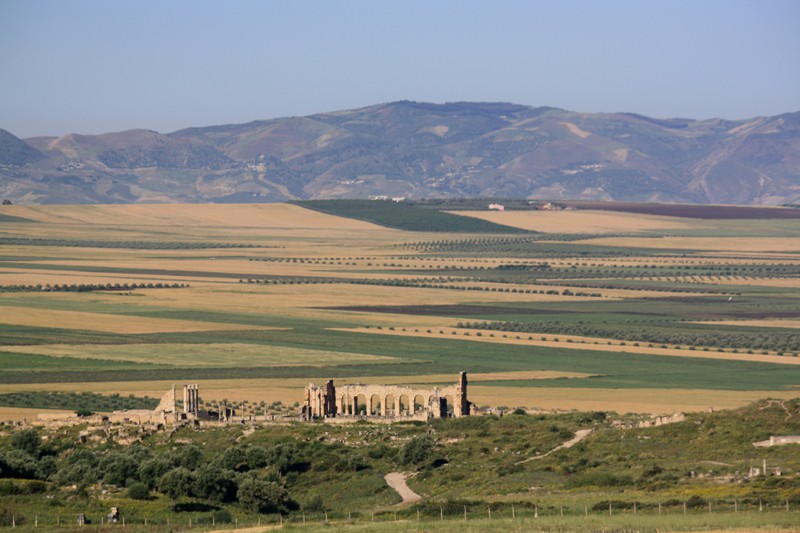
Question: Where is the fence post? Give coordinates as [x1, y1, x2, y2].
[512, 504, 515, 519]
[189, 517, 192, 528]
[609, 502, 612, 516]
[760, 499, 763, 512]
[302, 512, 306, 524]
[35, 516, 37, 528]
[735, 500, 738, 513]
[634, 502, 636, 515]
[787, 499, 790, 512]
[683, 502, 687, 515]
[584, 506, 588, 517]
[464, 505, 467, 521]
[416, 509, 419, 522]
[560, 505, 564, 517]
[372, 510, 374, 522]
[325, 511, 328, 523]
[393, 511, 396, 522]
[11, 515, 15, 528]
[709, 501, 712, 514]
[488, 506, 491, 519]
[440, 507, 443, 521]
[535, 505, 539, 518]
[659, 502, 662, 515]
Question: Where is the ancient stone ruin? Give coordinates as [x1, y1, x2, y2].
[303, 372, 472, 422]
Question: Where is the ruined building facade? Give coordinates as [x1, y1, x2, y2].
[303, 372, 471, 422]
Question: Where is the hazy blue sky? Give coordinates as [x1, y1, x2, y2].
[1, 0, 798, 137]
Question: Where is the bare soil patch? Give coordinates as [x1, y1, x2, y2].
[384, 472, 421, 503]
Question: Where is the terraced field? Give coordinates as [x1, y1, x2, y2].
[1, 201, 799, 414]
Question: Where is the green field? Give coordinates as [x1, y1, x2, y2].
[295, 199, 530, 233]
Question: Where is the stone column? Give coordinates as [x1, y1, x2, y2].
[325, 380, 336, 418]
[457, 371, 470, 417]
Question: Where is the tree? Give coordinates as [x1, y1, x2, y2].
[11, 429, 41, 456]
[138, 457, 172, 489]
[99, 452, 139, 486]
[245, 446, 269, 469]
[401, 435, 434, 466]
[193, 465, 237, 503]
[266, 443, 301, 477]
[176, 444, 203, 470]
[158, 467, 194, 509]
[236, 477, 290, 514]
[215, 446, 247, 472]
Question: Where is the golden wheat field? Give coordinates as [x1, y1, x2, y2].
[1, 202, 799, 417]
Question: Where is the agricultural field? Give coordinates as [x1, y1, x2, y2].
[1, 201, 800, 412]
[0, 200, 799, 530]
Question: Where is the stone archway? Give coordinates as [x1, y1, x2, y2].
[385, 394, 397, 416]
[355, 394, 368, 415]
[399, 394, 410, 415]
[369, 394, 382, 415]
[341, 393, 352, 415]
[414, 394, 425, 413]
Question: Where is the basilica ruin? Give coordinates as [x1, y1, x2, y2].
[34, 373, 474, 428]
[303, 372, 472, 422]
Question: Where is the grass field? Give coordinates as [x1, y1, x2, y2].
[0, 202, 799, 415]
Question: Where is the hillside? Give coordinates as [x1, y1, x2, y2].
[1, 102, 799, 205]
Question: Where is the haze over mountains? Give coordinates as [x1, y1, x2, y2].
[1, 101, 798, 205]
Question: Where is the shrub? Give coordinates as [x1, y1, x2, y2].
[237, 477, 290, 514]
[401, 435, 434, 466]
[11, 429, 40, 456]
[127, 482, 150, 500]
[211, 509, 232, 524]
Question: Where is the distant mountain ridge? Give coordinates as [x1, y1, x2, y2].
[1, 101, 799, 205]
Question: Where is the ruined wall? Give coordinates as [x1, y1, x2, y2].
[304, 372, 471, 421]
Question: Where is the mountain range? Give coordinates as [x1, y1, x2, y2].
[1, 101, 798, 205]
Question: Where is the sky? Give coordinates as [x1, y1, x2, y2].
[1, 0, 799, 138]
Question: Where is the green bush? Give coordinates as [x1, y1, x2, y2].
[401, 435, 434, 466]
[126, 482, 150, 500]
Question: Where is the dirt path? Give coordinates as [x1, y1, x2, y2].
[517, 428, 593, 464]
[384, 472, 421, 503]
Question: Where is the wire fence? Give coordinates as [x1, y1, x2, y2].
[1, 499, 796, 529]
